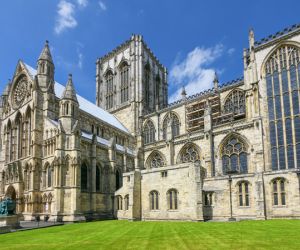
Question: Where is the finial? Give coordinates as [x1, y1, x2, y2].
[68, 73, 72, 79]
[249, 27, 255, 50]
[181, 86, 187, 100]
[45, 40, 49, 45]
[213, 71, 219, 90]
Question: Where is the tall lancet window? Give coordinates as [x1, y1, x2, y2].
[120, 62, 129, 103]
[144, 64, 150, 109]
[265, 45, 300, 170]
[105, 71, 114, 109]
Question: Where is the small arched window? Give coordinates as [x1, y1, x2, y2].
[124, 194, 129, 210]
[224, 89, 245, 115]
[47, 167, 52, 188]
[144, 120, 155, 144]
[222, 136, 248, 174]
[120, 62, 129, 103]
[272, 178, 286, 206]
[163, 113, 180, 139]
[167, 189, 178, 210]
[150, 190, 159, 210]
[96, 166, 101, 192]
[81, 163, 88, 191]
[105, 71, 114, 109]
[117, 195, 122, 210]
[238, 182, 249, 206]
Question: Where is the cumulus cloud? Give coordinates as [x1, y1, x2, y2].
[77, 0, 88, 7]
[227, 48, 235, 56]
[98, 1, 107, 11]
[54, 0, 77, 34]
[169, 44, 223, 103]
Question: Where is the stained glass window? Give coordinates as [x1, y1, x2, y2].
[144, 120, 155, 144]
[224, 89, 245, 115]
[265, 45, 300, 170]
[162, 113, 180, 139]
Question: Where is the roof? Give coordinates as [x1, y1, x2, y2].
[254, 23, 300, 49]
[24, 63, 129, 134]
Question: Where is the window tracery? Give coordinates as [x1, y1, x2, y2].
[150, 190, 159, 210]
[147, 152, 165, 168]
[224, 89, 245, 115]
[105, 71, 114, 109]
[180, 144, 200, 163]
[222, 136, 248, 174]
[120, 62, 129, 103]
[272, 178, 286, 206]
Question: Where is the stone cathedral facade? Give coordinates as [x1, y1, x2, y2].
[1, 24, 300, 222]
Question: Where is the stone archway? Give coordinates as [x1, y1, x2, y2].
[6, 185, 16, 200]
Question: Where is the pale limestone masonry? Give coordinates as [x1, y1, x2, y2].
[1, 25, 300, 222]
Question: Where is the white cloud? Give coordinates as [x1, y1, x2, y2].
[98, 1, 107, 11]
[227, 48, 235, 55]
[169, 44, 223, 103]
[77, 0, 88, 8]
[77, 51, 83, 69]
[55, 0, 77, 34]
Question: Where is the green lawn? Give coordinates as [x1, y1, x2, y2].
[0, 220, 300, 250]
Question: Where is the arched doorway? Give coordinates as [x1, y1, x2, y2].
[6, 185, 16, 200]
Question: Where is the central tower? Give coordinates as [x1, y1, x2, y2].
[95, 34, 168, 135]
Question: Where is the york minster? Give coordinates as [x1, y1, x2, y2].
[1, 23, 300, 222]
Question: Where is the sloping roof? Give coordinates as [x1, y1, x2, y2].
[24, 63, 129, 134]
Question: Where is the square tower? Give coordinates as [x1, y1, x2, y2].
[96, 34, 168, 134]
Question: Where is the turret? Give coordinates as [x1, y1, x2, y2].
[36, 40, 54, 92]
[59, 74, 79, 133]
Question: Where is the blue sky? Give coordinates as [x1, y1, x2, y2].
[0, 0, 299, 103]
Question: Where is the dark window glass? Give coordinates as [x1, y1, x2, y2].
[281, 193, 286, 205]
[96, 166, 101, 192]
[285, 119, 293, 145]
[274, 193, 278, 205]
[295, 117, 300, 143]
[81, 164, 88, 191]
[268, 98, 274, 120]
[275, 95, 282, 119]
[266, 74, 273, 97]
[277, 120, 284, 146]
[239, 194, 243, 206]
[270, 122, 277, 147]
[278, 146, 286, 170]
[287, 145, 295, 169]
[293, 91, 299, 115]
[273, 72, 280, 95]
[290, 66, 297, 90]
[222, 155, 229, 174]
[239, 152, 248, 173]
[271, 147, 278, 170]
[230, 154, 238, 172]
[283, 93, 291, 117]
[281, 69, 289, 93]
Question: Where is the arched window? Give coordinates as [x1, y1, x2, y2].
[147, 151, 165, 169]
[96, 166, 101, 192]
[116, 169, 122, 190]
[23, 108, 31, 157]
[222, 136, 248, 174]
[120, 62, 129, 103]
[117, 195, 122, 210]
[167, 189, 178, 210]
[179, 144, 200, 163]
[224, 89, 245, 115]
[150, 190, 159, 210]
[105, 71, 114, 109]
[143, 120, 155, 144]
[5, 121, 11, 162]
[238, 182, 249, 206]
[81, 163, 88, 191]
[162, 113, 180, 139]
[272, 178, 286, 206]
[47, 167, 52, 188]
[265, 45, 300, 170]
[124, 194, 129, 210]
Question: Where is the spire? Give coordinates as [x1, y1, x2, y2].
[62, 74, 78, 103]
[181, 86, 187, 100]
[213, 71, 219, 89]
[38, 40, 53, 63]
